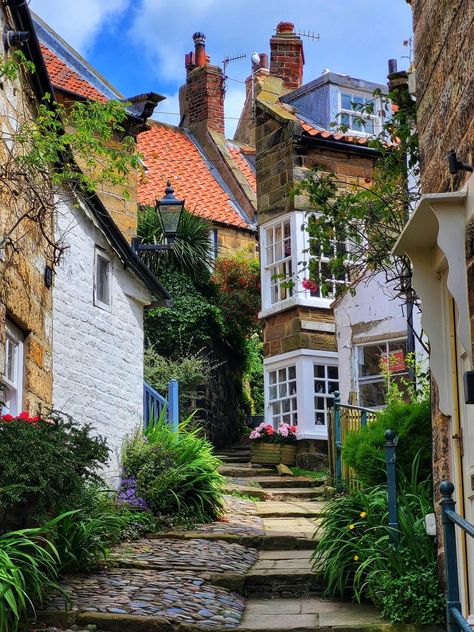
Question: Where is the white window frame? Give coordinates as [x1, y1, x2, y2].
[355, 338, 409, 408]
[267, 364, 298, 426]
[2, 320, 24, 416]
[94, 247, 112, 311]
[260, 212, 334, 316]
[264, 349, 339, 440]
[337, 90, 387, 137]
[263, 217, 293, 306]
[313, 361, 339, 426]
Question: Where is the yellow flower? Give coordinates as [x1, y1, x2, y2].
[360, 511, 367, 518]
[354, 555, 359, 561]
[349, 523, 355, 530]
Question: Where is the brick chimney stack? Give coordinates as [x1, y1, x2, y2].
[183, 32, 225, 135]
[270, 21, 304, 90]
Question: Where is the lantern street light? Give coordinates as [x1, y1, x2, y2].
[132, 180, 185, 254]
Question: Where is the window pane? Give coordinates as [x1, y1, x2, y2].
[352, 117, 364, 132]
[288, 366, 296, 380]
[341, 113, 351, 127]
[364, 118, 374, 134]
[359, 380, 386, 407]
[269, 371, 276, 385]
[266, 245, 273, 265]
[279, 383, 287, 398]
[314, 365, 325, 379]
[328, 366, 338, 380]
[289, 381, 297, 395]
[328, 381, 339, 394]
[352, 95, 364, 108]
[282, 399, 290, 413]
[272, 402, 281, 415]
[359, 344, 384, 377]
[341, 93, 352, 109]
[5, 340, 16, 384]
[269, 386, 277, 400]
[315, 397, 326, 410]
[96, 255, 110, 305]
[315, 411, 325, 425]
[314, 380, 325, 393]
[278, 369, 286, 383]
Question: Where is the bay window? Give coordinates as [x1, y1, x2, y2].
[264, 350, 339, 439]
[264, 218, 292, 305]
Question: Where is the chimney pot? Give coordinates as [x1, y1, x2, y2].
[276, 21, 295, 34]
[259, 52, 268, 69]
[193, 32, 207, 66]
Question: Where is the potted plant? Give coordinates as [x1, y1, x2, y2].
[249, 422, 297, 465]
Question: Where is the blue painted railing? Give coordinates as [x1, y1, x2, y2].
[440, 480, 474, 632]
[143, 380, 179, 432]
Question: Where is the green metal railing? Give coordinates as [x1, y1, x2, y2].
[440, 480, 474, 632]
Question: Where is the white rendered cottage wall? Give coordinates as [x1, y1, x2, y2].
[53, 201, 149, 484]
[334, 273, 409, 405]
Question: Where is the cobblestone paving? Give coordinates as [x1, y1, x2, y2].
[46, 568, 246, 627]
[111, 537, 257, 573]
[188, 495, 264, 537]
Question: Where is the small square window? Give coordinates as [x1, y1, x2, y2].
[94, 248, 112, 310]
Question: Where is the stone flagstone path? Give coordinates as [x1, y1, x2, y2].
[33, 445, 383, 632]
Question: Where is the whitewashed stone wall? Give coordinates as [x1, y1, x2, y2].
[53, 200, 150, 484]
[333, 272, 417, 405]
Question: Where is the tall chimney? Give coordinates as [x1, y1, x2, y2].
[270, 21, 304, 90]
[184, 32, 225, 135]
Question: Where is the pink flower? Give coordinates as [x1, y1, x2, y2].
[279, 426, 289, 437]
[302, 278, 318, 292]
[249, 430, 261, 439]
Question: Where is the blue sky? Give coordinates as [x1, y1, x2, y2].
[30, 0, 413, 137]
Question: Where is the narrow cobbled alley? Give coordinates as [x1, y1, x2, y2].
[37, 445, 381, 632]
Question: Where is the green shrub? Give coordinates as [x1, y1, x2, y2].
[343, 397, 432, 487]
[0, 413, 109, 524]
[123, 413, 224, 524]
[372, 563, 445, 624]
[312, 462, 444, 624]
[0, 526, 61, 632]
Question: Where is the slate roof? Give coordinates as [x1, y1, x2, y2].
[138, 123, 251, 229]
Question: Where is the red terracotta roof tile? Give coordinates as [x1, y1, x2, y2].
[299, 118, 369, 145]
[227, 145, 256, 193]
[40, 44, 107, 102]
[138, 123, 248, 229]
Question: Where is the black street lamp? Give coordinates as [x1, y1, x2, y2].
[132, 180, 185, 254]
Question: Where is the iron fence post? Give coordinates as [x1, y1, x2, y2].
[440, 480, 462, 632]
[168, 379, 179, 432]
[333, 391, 342, 490]
[361, 410, 367, 428]
[384, 429, 399, 546]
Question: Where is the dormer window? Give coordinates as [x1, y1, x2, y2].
[338, 91, 386, 136]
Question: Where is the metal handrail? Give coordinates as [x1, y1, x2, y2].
[440, 480, 474, 632]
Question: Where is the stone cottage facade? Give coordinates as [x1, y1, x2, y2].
[25, 9, 170, 481]
[250, 23, 411, 461]
[394, 0, 474, 621]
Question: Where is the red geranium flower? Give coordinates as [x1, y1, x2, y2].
[1, 414, 14, 422]
[289, 426, 297, 433]
[18, 411, 30, 420]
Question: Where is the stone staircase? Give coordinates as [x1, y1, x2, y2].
[36, 452, 432, 632]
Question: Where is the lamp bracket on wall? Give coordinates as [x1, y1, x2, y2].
[448, 150, 473, 176]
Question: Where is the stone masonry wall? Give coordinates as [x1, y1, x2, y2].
[411, 0, 474, 193]
[53, 200, 149, 484]
[263, 307, 336, 358]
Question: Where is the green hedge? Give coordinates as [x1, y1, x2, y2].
[343, 397, 432, 487]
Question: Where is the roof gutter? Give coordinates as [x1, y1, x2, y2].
[5, 0, 172, 305]
[300, 134, 382, 158]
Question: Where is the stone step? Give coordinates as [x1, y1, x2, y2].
[224, 484, 267, 500]
[265, 487, 325, 501]
[256, 501, 325, 519]
[219, 456, 251, 464]
[242, 550, 322, 598]
[219, 465, 275, 478]
[238, 597, 383, 631]
[250, 476, 326, 489]
[151, 530, 319, 551]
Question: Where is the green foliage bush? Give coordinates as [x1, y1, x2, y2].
[312, 461, 445, 625]
[145, 270, 225, 356]
[123, 414, 224, 524]
[343, 397, 432, 487]
[0, 414, 109, 524]
[144, 347, 222, 418]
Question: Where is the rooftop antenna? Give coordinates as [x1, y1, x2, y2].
[222, 53, 247, 84]
[402, 37, 413, 64]
[294, 29, 320, 42]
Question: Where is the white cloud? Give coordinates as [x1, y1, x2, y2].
[29, 0, 131, 53]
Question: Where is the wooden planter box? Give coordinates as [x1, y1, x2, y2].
[251, 443, 296, 466]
